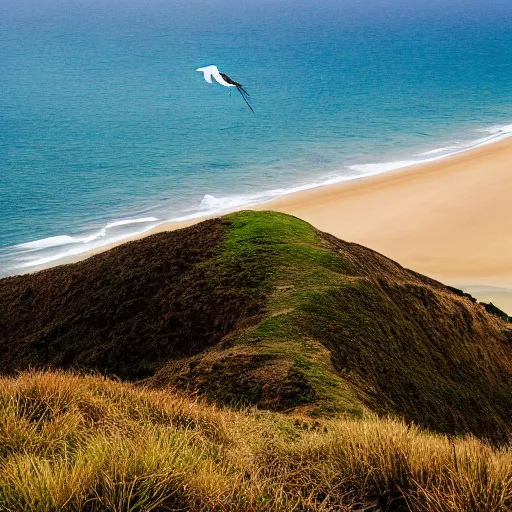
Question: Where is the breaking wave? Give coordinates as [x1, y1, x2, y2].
[5, 217, 160, 272]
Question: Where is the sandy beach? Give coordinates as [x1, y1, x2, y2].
[268, 138, 512, 311]
[68, 138, 512, 313]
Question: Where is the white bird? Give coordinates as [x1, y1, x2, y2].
[197, 65, 254, 113]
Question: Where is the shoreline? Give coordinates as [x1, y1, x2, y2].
[266, 137, 512, 313]
[16, 137, 512, 313]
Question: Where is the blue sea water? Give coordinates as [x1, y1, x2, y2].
[1, 0, 512, 275]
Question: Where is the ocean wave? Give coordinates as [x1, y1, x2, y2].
[418, 145, 462, 156]
[16, 235, 79, 250]
[200, 194, 259, 211]
[349, 122, 512, 178]
[80, 217, 160, 244]
[8, 217, 161, 271]
[348, 160, 418, 174]
[479, 123, 512, 135]
[14, 217, 159, 251]
[15, 224, 160, 269]
[104, 217, 159, 229]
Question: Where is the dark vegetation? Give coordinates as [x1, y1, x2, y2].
[481, 301, 512, 322]
[447, 285, 477, 302]
[448, 286, 511, 322]
[1, 211, 512, 443]
[0, 219, 266, 379]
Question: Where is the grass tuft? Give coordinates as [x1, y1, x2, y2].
[1, 370, 512, 511]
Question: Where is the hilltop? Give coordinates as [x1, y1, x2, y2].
[1, 211, 512, 443]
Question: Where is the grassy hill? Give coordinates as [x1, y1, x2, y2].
[1, 211, 512, 444]
[2, 211, 512, 510]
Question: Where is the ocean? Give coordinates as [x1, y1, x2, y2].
[1, 0, 511, 276]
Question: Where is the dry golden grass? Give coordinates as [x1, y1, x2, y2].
[1, 370, 511, 511]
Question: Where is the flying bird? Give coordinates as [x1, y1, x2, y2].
[197, 65, 254, 113]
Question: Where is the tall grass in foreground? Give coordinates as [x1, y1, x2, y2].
[0, 371, 511, 511]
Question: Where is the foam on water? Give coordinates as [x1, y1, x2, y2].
[6, 217, 161, 272]
[16, 236, 79, 250]
[14, 224, 162, 269]
[348, 160, 419, 175]
[419, 145, 462, 156]
[14, 217, 159, 251]
[79, 217, 160, 244]
[348, 123, 512, 178]
[481, 124, 512, 135]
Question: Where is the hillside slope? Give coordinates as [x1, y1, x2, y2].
[1, 211, 511, 442]
[1, 370, 511, 512]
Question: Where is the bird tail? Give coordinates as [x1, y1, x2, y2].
[237, 86, 254, 113]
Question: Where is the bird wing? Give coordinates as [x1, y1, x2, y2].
[220, 73, 242, 87]
[211, 69, 235, 87]
[197, 65, 216, 84]
[197, 65, 236, 87]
